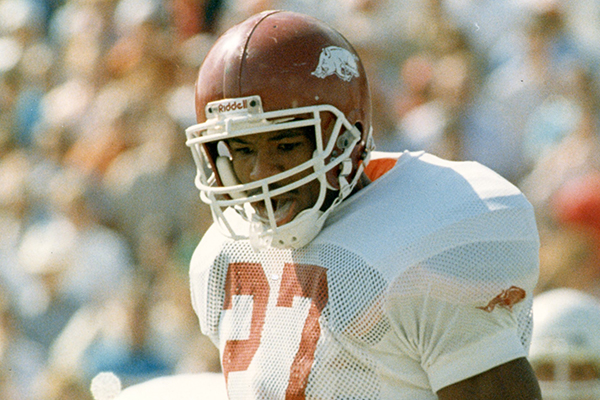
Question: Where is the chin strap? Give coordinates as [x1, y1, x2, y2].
[363, 126, 376, 165]
[338, 159, 354, 198]
[249, 214, 273, 251]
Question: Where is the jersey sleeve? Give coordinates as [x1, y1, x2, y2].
[384, 222, 539, 392]
[189, 223, 231, 347]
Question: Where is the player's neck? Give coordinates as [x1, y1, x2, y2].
[351, 172, 371, 196]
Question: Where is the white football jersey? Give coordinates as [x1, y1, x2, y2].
[190, 151, 540, 399]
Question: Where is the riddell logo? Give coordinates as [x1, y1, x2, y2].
[206, 96, 260, 118]
[217, 99, 248, 113]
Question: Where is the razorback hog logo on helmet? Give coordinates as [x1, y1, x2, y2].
[312, 46, 360, 82]
[477, 286, 526, 313]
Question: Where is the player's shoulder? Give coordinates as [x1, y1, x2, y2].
[331, 150, 533, 229]
[395, 151, 523, 199]
[367, 150, 534, 229]
[360, 151, 529, 220]
[318, 151, 538, 271]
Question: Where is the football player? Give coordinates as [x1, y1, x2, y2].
[530, 288, 600, 400]
[185, 10, 541, 399]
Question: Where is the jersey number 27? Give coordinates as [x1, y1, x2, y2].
[222, 262, 328, 399]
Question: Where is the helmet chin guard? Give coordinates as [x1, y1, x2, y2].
[249, 209, 325, 250]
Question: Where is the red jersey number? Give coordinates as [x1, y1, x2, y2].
[222, 262, 328, 399]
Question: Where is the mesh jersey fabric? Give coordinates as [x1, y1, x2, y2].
[189, 150, 540, 399]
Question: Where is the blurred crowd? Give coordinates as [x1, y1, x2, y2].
[1, 0, 600, 399]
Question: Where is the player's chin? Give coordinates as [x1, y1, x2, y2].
[252, 197, 297, 227]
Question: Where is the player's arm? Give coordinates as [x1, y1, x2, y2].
[436, 357, 542, 400]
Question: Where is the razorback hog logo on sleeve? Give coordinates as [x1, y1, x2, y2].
[477, 286, 526, 313]
[311, 46, 360, 82]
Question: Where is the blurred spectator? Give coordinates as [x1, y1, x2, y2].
[0, 280, 46, 400]
[84, 281, 172, 387]
[0, 150, 33, 295]
[15, 217, 80, 352]
[40, 212, 218, 392]
[442, 0, 530, 67]
[459, 3, 585, 184]
[47, 168, 134, 305]
[520, 65, 600, 209]
[533, 171, 600, 296]
[518, 63, 600, 294]
[390, 20, 480, 160]
[101, 113, 207, 249]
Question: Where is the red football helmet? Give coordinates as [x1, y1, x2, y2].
[185, 10, 373, 248]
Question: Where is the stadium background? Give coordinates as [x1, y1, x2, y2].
[1, 0, 600, 398]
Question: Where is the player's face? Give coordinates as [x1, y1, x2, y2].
[228, 126, 320, 226]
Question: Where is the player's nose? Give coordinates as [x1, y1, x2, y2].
[249, 150, 285, 181]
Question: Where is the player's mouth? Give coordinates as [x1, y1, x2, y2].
[253, 197, 296, 227]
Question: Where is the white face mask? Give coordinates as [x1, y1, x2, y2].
[186, 95, 371, 249]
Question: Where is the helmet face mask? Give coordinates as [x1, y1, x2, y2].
[186, 11, 373, 249]
[186, 95, 368, 248]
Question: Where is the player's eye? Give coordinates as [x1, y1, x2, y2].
[227, 140, 254, 156]
[231, 146, 253, 155]
[277, 142, 303, 152]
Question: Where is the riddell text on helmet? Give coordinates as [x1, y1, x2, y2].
[218, 99, 248, 113]
[208, 98, 254, 117]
